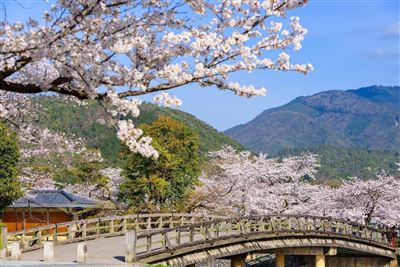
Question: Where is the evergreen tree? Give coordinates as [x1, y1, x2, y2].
[0, 122, 22, 213]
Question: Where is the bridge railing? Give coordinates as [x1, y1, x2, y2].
[6, 213, 225, 251]
[127, 215, 392, 261]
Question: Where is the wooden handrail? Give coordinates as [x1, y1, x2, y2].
[6, 213, 227, 251]
[125, 215, 396, 263]
[6, 213, 396, 254]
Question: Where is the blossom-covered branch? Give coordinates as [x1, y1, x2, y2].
[0, 0, 312, 157]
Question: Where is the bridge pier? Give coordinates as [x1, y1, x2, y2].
[230, 254, 246, 267]
[315, 255, 325, 267]
[276, 254, 285, 267]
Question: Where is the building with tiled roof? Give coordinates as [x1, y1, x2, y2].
[2, 190, 98, 232]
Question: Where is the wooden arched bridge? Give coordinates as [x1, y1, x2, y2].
[2, 213, 399, 267]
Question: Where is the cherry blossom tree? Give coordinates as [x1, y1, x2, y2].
[0, 92, 86, 158]
[0, 0, 312, 158]
[20, 165, 125, 201]
[0, 92, 94, 194]
[195, 147, 400, 226]
[195, 146, 320, 215]
[326, 174, 400, 225]
[63, 167, 125, 201]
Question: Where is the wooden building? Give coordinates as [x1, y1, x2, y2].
[2, 190, 98, 232]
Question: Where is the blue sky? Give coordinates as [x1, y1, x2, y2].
[2, 0, 399, 131]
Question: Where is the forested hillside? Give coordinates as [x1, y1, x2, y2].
[34, 97, 242, 164]
[226, 85, 400, 154]
[24, 94, 399, 182]
[277, 145, 399, 183]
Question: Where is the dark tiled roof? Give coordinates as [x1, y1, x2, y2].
[9, 190, 98, 208]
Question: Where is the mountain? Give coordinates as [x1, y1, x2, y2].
[34, 97, 242, 164]
[225, 85, 400, 154]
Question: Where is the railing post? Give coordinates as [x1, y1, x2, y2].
[21, 232, 25, 248]
[0, 224, 7, 259]
[345, 224, 349, 235]
[270, 218, 276, 231]
[110, 220, 114, 234]
[147, 217, 151, 230]
[205, 225, 212, 241]
[227, 221, 232, 234]
[276, 217, 282, 231]
[382, 231, 388, 244]
[295, 217, 301, 231]
[239, 221, 245, 235]
[77, 243, 87, 263]
[159, 216, 163, 229]
[123, 218, 127, 232]
[53, 225, 58, 244]
[287, 218, 292, 231]
[135, 217, 139, 231]
[82, 222, 87, 238]
[43, 242, 54, 261]
[147, 236, 152, 252]
[10, 242, 21, 261]
[189, 227, 194, 242]
[176, 229, 181, 246]
[321, 219, 326, 232]
[305, 218, 310, 231]
[362, 227, 367, 239]
[163, 232, 172, 250]
[162, 233, 166, 250]
[96, 219, 100, 236]
[68, 225, 74, 240]
[125, 229, 137, 263]
[37, 230, 42, 245]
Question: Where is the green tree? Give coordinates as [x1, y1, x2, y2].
[119, 116, 200, 211]
[0, 122, 22, 213]
[53, 150, 107, 186]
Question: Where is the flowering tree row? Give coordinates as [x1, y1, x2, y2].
[0, 0, 311, 158]
[0, 91, 123, 203]
[196, 146, 400, 226]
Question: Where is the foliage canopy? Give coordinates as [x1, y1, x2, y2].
[119, 116, 201, 211]
[0, 122, 22, 213]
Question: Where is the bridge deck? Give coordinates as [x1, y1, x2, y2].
[20, 235, 127, 265]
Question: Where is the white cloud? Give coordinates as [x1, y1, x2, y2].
[368, 48, 399, 60]
[383, 22, 400, 38]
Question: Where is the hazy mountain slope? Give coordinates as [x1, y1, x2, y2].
[225, 85, 400, 154]
[34, 97, 242, 163]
